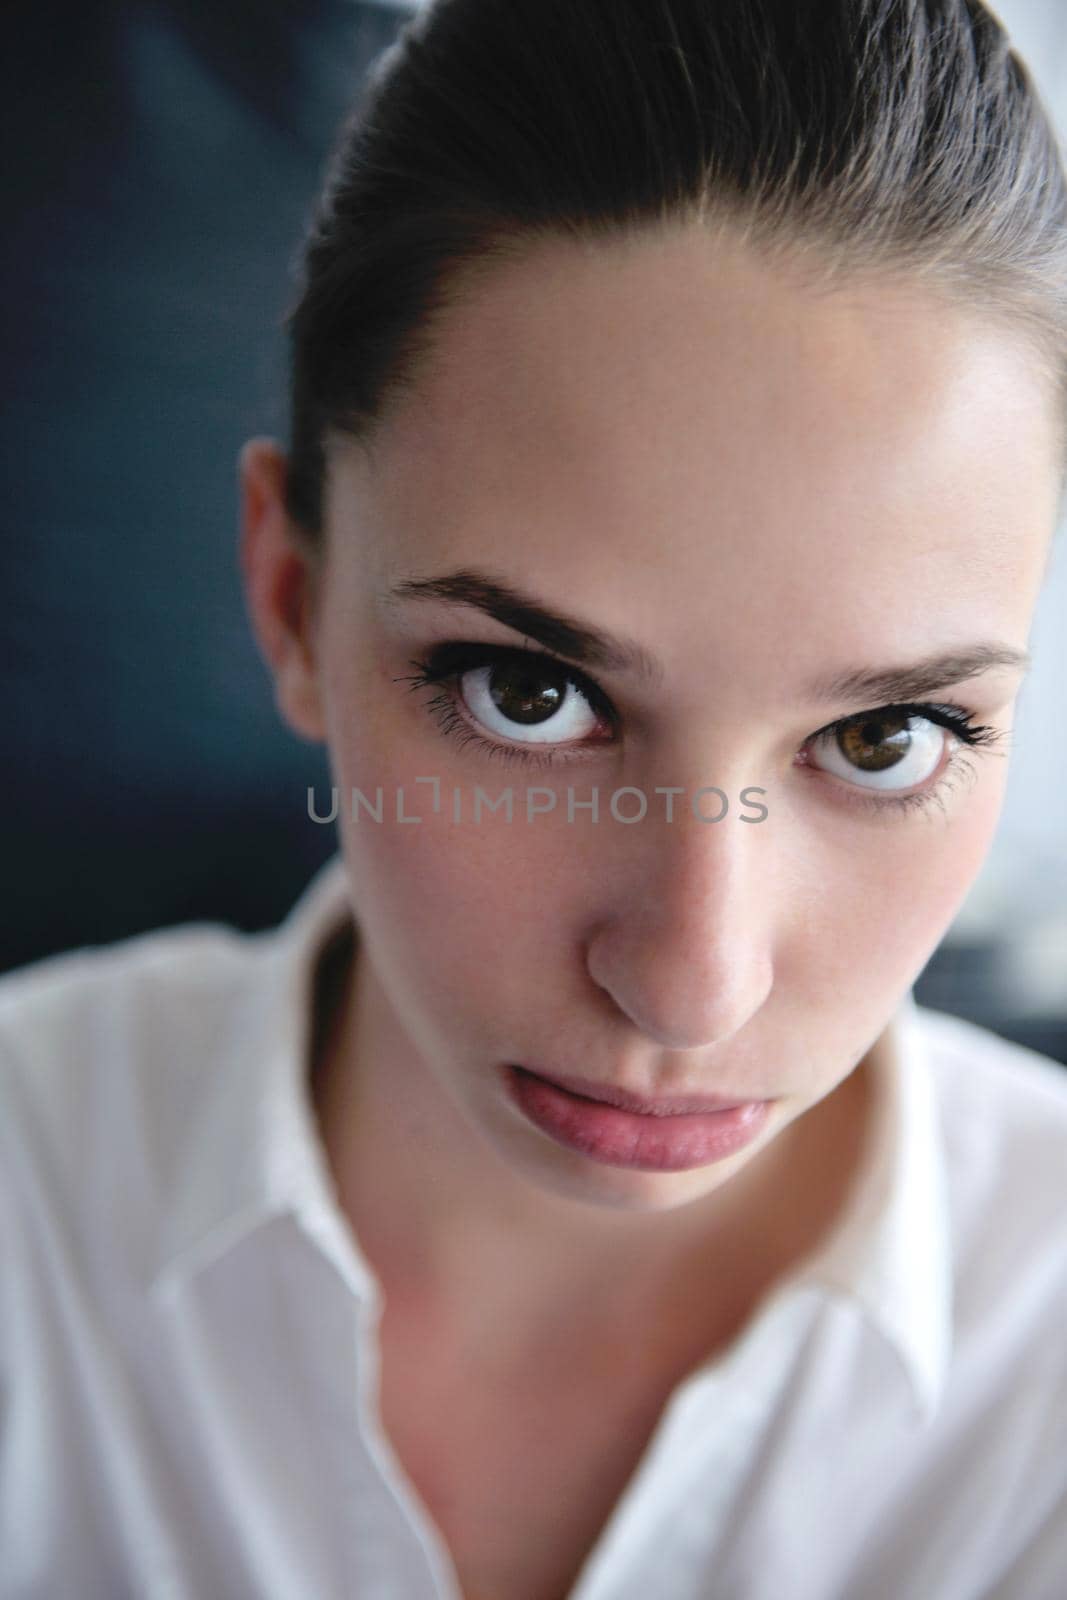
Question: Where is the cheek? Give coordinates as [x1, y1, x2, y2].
[800, 766, 1009, 1000]
[321, 642, 589, 1005]
[329, 728, 584, 1049]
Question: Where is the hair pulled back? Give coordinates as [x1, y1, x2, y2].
[286, 0, 1067, 533]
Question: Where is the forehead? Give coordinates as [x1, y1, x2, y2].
[331, 225, 1058, 687]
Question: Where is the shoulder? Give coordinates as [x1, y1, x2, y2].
[913, 1002, 1067, 1341]
[0, 915, 271, 1091]
[0, 919, 279, 1254]
[915, 1001, 1067, 1170]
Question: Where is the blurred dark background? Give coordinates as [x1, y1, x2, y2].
[3, 0, 1064, 1062]
[3, 0, 413, 969]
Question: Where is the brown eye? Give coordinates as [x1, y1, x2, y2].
[809, 711, 946, 793]
[459, 658, 601, 745]
[486, 659, 566, 725]
[835, 713, 913, 772]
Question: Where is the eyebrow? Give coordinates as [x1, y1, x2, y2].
[386, 568, 663, 685]
[386, 567, 1030, 705]
[806, 645, 1031, 706]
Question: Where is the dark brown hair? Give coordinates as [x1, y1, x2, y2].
[285, 0, 1067, 534]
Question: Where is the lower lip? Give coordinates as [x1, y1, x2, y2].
[503, 1067, 772, 1172]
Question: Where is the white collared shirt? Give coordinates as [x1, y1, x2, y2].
[2, 854, 1066, 1599]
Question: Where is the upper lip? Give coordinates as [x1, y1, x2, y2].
[513, 1065, 765, 1117]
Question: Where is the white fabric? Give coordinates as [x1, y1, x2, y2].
[1, 853, 1066, 1599]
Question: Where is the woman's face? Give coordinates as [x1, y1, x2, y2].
[258, 225, 1060, 1215]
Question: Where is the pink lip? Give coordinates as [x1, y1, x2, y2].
[503, 1065, 773, 1172]
[515, 1065, 758, 1117]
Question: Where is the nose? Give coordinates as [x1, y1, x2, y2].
[584, 803, 774, 1051]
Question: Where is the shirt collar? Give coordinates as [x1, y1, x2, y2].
[796, 989, 953, 1425]
[149, 858, 953, 1422]
[149, 852, 381, 1310]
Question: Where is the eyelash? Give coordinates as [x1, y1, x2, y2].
[803, 702, 1005, 819]
[394, 641, 1009, 819]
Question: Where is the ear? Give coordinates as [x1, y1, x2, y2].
[238, 438, 327, 743]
